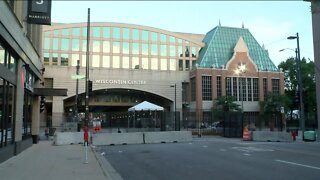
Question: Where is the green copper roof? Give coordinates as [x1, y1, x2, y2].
[197, 26, 278, 71]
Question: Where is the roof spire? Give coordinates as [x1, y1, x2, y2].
[242, 22, 244, 28]
[219, 19, 221, 26]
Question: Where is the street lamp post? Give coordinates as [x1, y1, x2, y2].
[235, 63, 247, 113]
[287, 33, 305, 136]
[170, 84, 177, 131]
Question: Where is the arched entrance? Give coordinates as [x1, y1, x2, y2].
[63, 88, 176, 132]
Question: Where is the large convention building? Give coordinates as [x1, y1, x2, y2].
[41, 22, 284, 130]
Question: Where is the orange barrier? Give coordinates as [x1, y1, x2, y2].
[243, 128, 250, 141]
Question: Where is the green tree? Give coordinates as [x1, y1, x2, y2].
[260, 92, 287, 131]
[213, 96, 240, 121]
[278, 57, 316, 128]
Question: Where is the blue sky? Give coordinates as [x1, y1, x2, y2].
[51, 1, 314, 66]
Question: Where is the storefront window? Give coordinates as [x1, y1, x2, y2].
[0, 79, 15, 147]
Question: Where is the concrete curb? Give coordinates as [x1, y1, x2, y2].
[91, 145, 124, 180]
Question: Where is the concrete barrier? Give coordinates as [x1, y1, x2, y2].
[144, 131, 192, 144]
[53, 132, 86, 145]
[252, 131, 292, 142]
[92, 132, 144, 146]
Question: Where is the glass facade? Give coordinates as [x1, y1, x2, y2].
[42, 24, 202, 72]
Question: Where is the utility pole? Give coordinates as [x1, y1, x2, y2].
[85, 8, 90, 128]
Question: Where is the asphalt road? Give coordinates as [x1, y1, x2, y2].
[97, 137, 320, 180]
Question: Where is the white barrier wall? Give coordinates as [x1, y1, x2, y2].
[252, 131, 292, 142]
[144, 131, 192, 144]
[53, 132, 86, 145]
[92, 132, 144, 146]
[53, 131, 193, 146]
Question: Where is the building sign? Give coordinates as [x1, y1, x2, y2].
[95, 79, 147, 85]
[27, 0, 52, 25]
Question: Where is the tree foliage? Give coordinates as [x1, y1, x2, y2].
[278, 57, 316, 127]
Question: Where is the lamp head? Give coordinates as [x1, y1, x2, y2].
[287, 36, 297, 40]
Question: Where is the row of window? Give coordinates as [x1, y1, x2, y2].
[199, 76, 280, 102]
[44, 27, 192, 45]
[43, 53, 197, 71]
[43, 38, 199, 58]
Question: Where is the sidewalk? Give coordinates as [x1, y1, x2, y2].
[0, 140, 108, 180]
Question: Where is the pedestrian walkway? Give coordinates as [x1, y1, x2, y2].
[0, 140, 108, 180]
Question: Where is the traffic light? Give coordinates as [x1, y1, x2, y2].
[40, 96, 45, 113]
[88, 80, 93, 94]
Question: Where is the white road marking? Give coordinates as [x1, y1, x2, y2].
[276, 160, 320, 170]
[232, 147, 274, 153]
[243, 153, 251, 156]
[220, 149, 226, 152]
[202, 145, 208, 148]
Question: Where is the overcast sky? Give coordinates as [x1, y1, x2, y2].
[51, 1, 314, 66]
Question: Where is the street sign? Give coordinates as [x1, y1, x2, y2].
[71, 74, 85, 79]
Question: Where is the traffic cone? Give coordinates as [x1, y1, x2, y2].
[243, 128, 250, 141]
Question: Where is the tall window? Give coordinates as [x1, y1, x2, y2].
[160, 45, 167, 56]
[216, 76, 221, 97]
[150, 58, 158, 70]
[253, 78, 259, 101]
[103, 27, 110, 38]
[263, 78, 268, 101]
[122, 57, 129, 69]
[142, 30, 148, 41]
[272, 79, 280, 96]
[202, 76, 212, 100]
[247, 78, 252, 101]
[142, 58, 148, 69]
[123, 42, 129, 54]
[226, 77, 232, 97]
[113, 42, 120, 54]
[132, 57, 139, 69]
[233, 77, 238, 99]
